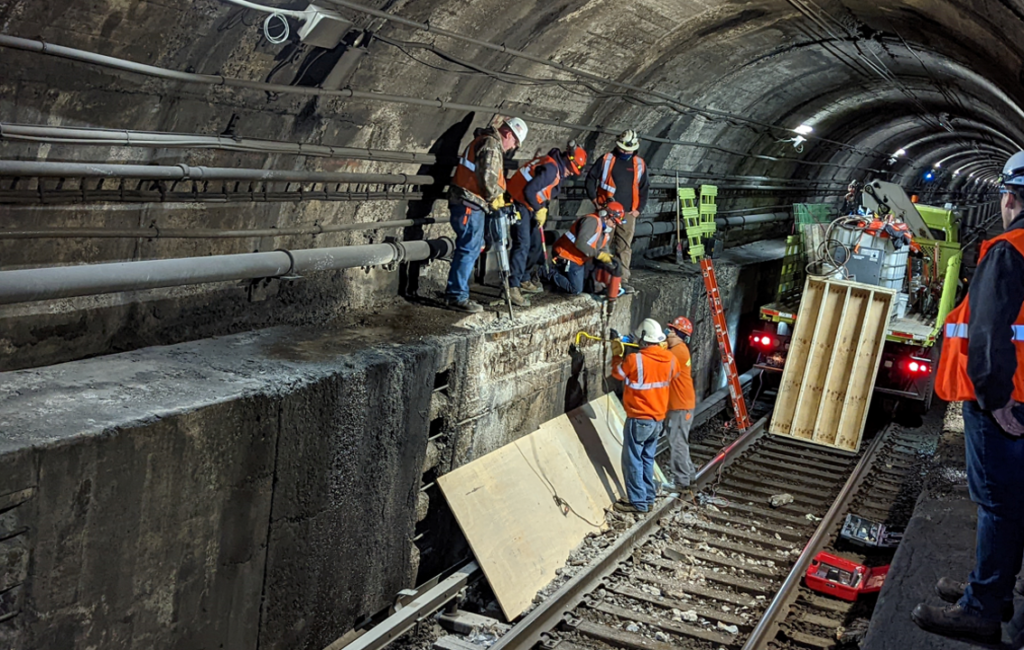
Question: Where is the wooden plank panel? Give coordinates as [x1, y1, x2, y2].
[789, 285, 848, 440]
[771, 278, 825, 434]
[835, 290, 895, 450]
[438, 394, 652, 620]
[812, 288, 868, 446]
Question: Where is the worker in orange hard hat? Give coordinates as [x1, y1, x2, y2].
[546, 202, 623, 295]
[584, 129, 649, 295]
[664, 316, 697, 493]
[506, 142, 588, 306]
[444, 116, 528, 313]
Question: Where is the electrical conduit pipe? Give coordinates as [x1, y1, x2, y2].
[0, 238, 453, 305]
[0, 160, 433, 185]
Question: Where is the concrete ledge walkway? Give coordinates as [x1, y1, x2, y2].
[862, 404, 1023, 650]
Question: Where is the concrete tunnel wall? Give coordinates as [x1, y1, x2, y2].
[0, 244, 782, 650]
[1, 0, 1010, 370]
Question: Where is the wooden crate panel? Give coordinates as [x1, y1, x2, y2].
[769, 278, 894, 452]
[438, 394, 660, 620]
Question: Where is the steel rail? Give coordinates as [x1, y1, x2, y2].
[324, 562, 482, 650]
[491, 415, 770, 650]
[740, 424, 894, 650]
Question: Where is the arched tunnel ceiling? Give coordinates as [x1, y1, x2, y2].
[2, 0, 1022, 196]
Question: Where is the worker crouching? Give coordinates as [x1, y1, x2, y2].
[545, 202, 625, 296]
[443, 117, 528, 313]
[611, 318, 681, 514]
[505, 143, 588, 307]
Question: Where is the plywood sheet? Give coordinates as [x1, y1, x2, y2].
[769, 278, 894, 452]
[438, 394, 661, 620]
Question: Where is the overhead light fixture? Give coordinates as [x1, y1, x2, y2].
[934, 162, 941, 168]
[894, 148, 907, 157]
[794, 124, 814, 135]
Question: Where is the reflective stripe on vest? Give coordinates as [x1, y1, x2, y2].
[945, 323, 1024, 341]
[508, 155, 560, 207]
[624, 355, 677, 391]
[553, 214, 609, 266]
[597, 153, 644, 210]
[451, 133, 504, 200]
[935, 228, 1024, 403]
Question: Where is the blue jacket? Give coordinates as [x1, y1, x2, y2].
[519, 149, 570, 212]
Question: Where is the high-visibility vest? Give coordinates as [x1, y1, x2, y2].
[451, 133, 505, 200]
[612, 346, 679, 421]
[595, 152, 645, 210]
[552, 214, 610, 265]
[507, 155, 561, 208]
[935, 229, 1024, 402]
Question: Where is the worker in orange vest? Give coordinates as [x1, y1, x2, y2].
[547, 203, 624, 295]
[506, 143, 588, 306]
[665, 316, 697, 492]
[611, 318, 680, 513]
[444, 117, 528, 313]
[584, 129, 649, 294]
[913, 151, 1024, 644]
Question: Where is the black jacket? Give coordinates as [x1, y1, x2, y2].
[967, 212, 1024, 409]
[584, 153, 650, 212]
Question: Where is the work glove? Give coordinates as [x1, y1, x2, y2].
[994, 401, 1024, 436]
[611, 340, 625, 357]
[535, 207, 548, 227]
[490, 195, 507, 211]
[597, 251, 614, 263]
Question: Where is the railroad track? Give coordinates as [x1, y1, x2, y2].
[491, 418, 926, 650]
[754, 428, 930, 650]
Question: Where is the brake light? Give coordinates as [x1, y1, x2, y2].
[761, 335, 773, 346]
[902, 359, 931, 375]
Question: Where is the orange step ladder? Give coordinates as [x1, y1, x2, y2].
[700, 258, 751, 430]
[681, 184, 751, 430]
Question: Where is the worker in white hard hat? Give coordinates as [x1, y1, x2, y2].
[585, 129, 650, 295]
[913, 150, 1024, 644]
[444, 116, 528, 313]
[610, 317, 679, 514]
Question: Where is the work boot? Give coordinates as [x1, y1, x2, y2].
[935, 577, 1014, 621]
[445, 298, 483, 314]
[619, 283, 636, 296]
[520, 280, 544, 295]
[612, 501, 647, 514]
[911, 602, 1002, 644]
[505, 287, 530, 307]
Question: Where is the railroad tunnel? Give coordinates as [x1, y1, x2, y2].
[0, 1, 1016, 649]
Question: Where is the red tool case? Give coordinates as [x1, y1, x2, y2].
[805, 551, 889, 602]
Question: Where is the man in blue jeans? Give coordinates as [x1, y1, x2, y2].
[444, 117, 528, 313]
[610, 318, 679, 513]
[914, 151, 1024, 643]
[547, 202, 624, 295]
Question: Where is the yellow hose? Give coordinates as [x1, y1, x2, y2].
[573, 330, 639, 348]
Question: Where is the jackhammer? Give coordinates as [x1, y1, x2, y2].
[487, 204, 517, 320]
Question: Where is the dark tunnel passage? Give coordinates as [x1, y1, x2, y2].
[0, 0, 1018, 649]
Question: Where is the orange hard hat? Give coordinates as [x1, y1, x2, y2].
[599, 201, 625, 225]
[668, 316, 693, 336]
[566, 142, 588, 175]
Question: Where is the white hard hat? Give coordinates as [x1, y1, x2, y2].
[616, 129, 640, 152]
[636, 318, 666, 344]
[503, 117, 528, 145]
[1002, 151, 1024, 186]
